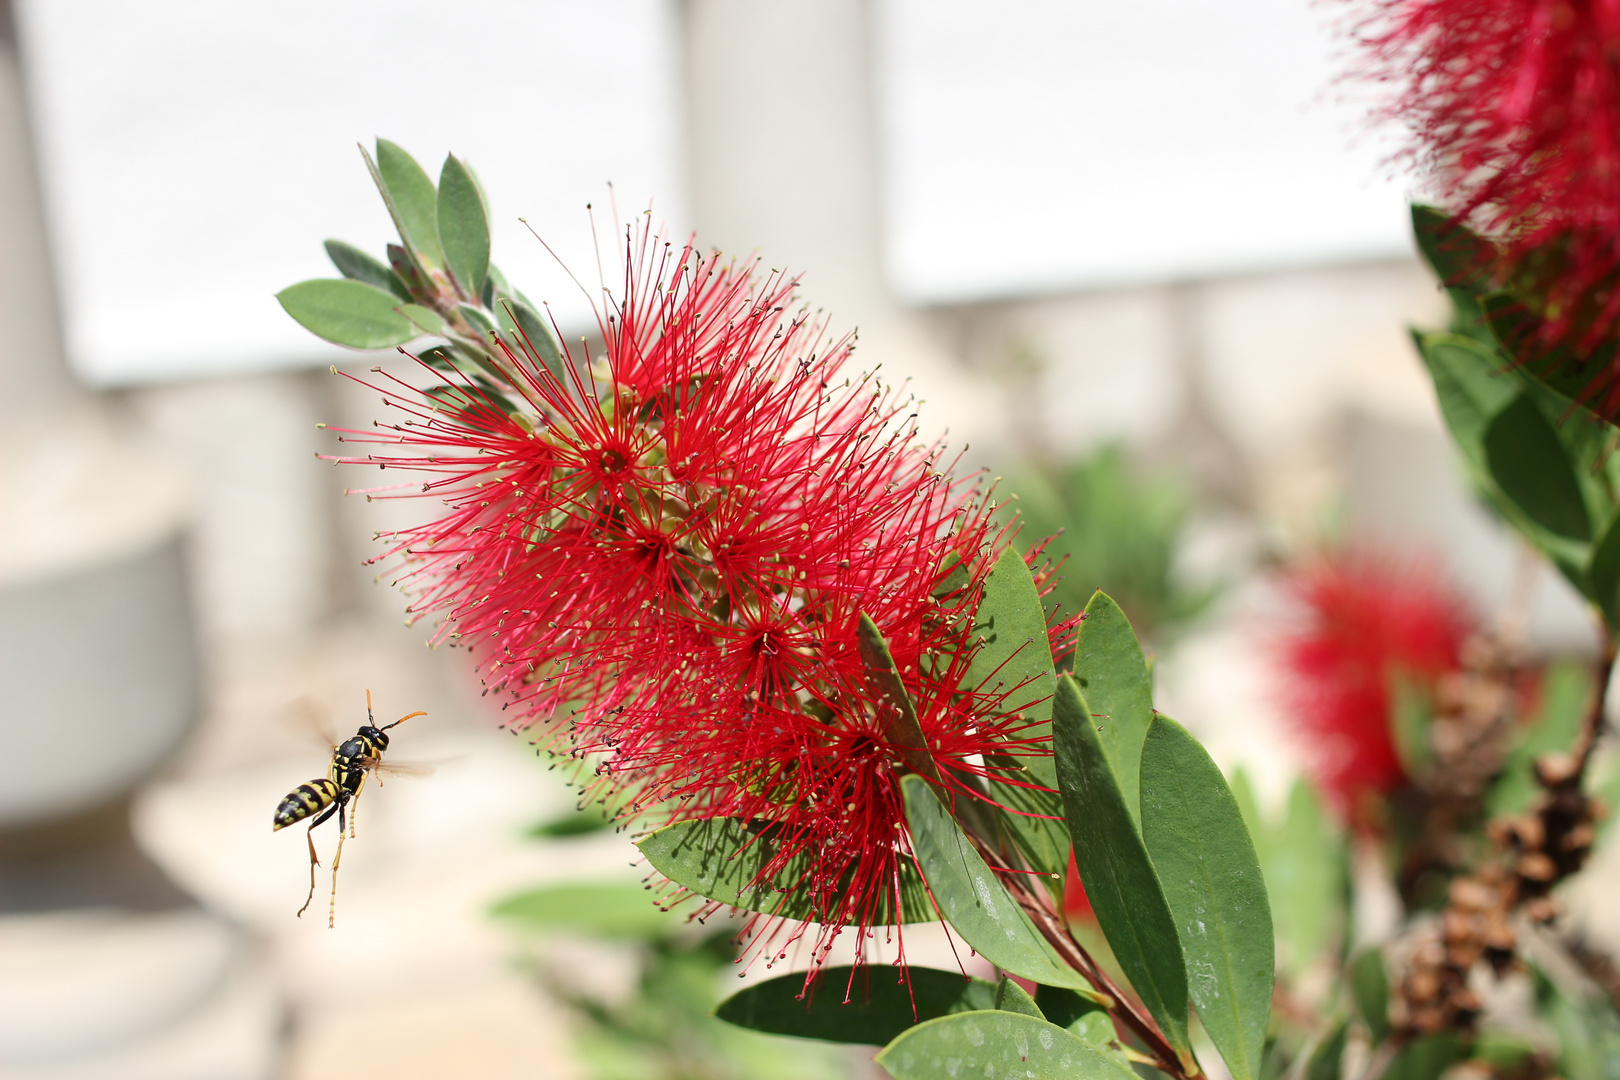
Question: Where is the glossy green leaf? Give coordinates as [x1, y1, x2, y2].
[1414, 331, 1516, 465]
[324, 239, 409, 301]
[1070, 592, 1154, 827]
[965, 548, 1068, 890]
[900, 776, 1095, 994]
[1305, 1020, 1349, 1080]
[276, 278, 415, 350]
[491, 881, 674, 939]
[876, 1011, 1139, 1080]
[638, 816, 933, 923]
[994, 977, 1044, 1019]
[1140, 714, 1273, 1080]
[1033, 987, 1115, 1051]
[1053, 675, 1191, 1063]
[373, 138, 443, 267]
[438, 154, 490, 299]
[1483, 393, 1591, 541]
[715, 966, 994, 1045]
[1347, 948, 1390, 1043]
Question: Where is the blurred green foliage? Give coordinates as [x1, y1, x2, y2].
[1002, 442, 1216, 646]
[495, 881, 851, 1080]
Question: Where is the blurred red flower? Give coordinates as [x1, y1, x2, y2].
[1272, 548, 1474, 814]
[1354, 0, 1620, 354]
[334, 225, 1071, 970]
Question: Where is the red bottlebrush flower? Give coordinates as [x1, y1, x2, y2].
[1352, 0, 1620, 354]
[1271, 547, 1474, 814]
[333, 223, 1067, 972]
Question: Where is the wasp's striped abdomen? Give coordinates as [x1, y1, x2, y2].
[274, 778, 341, 830]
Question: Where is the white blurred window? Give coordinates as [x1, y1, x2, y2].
[874, 0, 1411, 302]
[16, 0, 684, 385]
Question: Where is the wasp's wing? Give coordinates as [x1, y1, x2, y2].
[352, 755, 441, 779]
[286, 695, 341, 752]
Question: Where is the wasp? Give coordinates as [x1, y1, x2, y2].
[274, 691, 427, 926]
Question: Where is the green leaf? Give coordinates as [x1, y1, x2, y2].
[276, 278, 415, 350]
[495, 296, 566, 381]
[637, 816, 933, 923]
[993, 977, 1044, 1019]
[324, 239, 410, 301]
[1410, 204, 1495, 337]
[1482, 392, 1592, 541]
[1481, 291, 1620, 428]
[398, 303, 447, 337]
[1589, 513, 1620, 633]
[1383, 1034, 1465, 1080]
[876, 1011, 1139, 1080]
[373, 139, 443, 267]
[1052, 675, 1192, 1063]
[438, 154, 490, 299]
[527, 810, 616, 838]
[1071, 592, 1154, 828]
[1487, 660, 1594, 817]
[860, 616, 942, 783]
[1305, 1020, 1349, 1080]
[715, 966, 995, 1045]
[1033, 986, 1115, 1051]
[964, 547, 1069, 891]
[1265, 779, 1345, 975]
[900, 776, 1096, 994]
[1140, 714, 1273, 1080]
[1347, 948, 1390, 1043]
[491, 881, 674, 939]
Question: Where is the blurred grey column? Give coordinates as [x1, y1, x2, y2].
[681, 0, 991, 450]
[0, 4, 277, 1076]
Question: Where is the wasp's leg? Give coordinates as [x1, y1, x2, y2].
[295, 802, 339, 919]
[347, 771, 369, 839]
[328, 796, 355, 929]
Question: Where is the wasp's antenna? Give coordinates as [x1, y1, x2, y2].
[366, 689, 375, 725]
[380, 710, 427, 732]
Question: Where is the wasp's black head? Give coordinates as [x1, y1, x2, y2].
[358, 725, 389, 749]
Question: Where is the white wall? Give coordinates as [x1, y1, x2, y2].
[16, 0, 684, 386]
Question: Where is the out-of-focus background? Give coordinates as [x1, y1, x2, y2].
[2, 2, 1615, 1078]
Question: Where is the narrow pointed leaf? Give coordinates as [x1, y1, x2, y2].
[438, 154, 490, 299]
[1482, 393, 1591, 541]
[374, 138, 443, 266]
[1053, 675, 1192, 1062]
[1140, 714, 1273, 1080]
[496, 296, 566, 381]
[324, 239, 410, 300]
[398, 304, 446, 337]
[859, 615, 940, 783]
[1348, 949, 1391, 1043]
[877, 1011, 1138, 1080]
[1306, 1020, 1349, 1080]
[715, 966, 995, 1045]
[900, 777, 1096, 994]
[965, 548, 1069, 892]
[994, 977, 1044, 1019]
[1591, 512, 1620, 633]
[1071, 592, 1154, 827]
[637, 816, 933, 923]
[276, 278, 415, 349]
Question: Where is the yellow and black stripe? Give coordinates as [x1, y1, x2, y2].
[274, 777, 341, 830]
